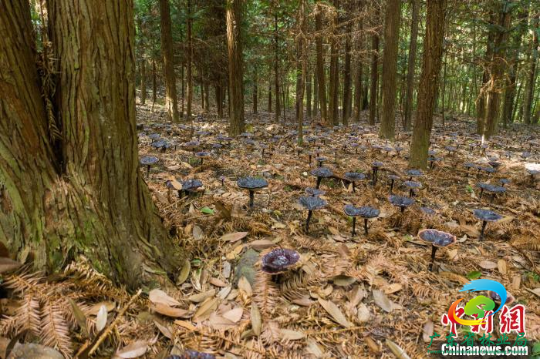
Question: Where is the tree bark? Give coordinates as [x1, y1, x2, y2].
[226, 0, 245, 135]
[403, 0, 420, 131]
[342, 20, 352, 126]
[159, 0, 179, 122]
[328, 0, 340, 126]
[306, 63, 312, 119]
[409, 0, 446, 169]
[274, 9, 281, 122]
[523, 13, 539, 125]
[140, 59, 147, 105]
[315, 3, 328, 123]
[369, 4, 380, 125]
[296, 0, 307, 144]
[379, 0, 402, 140]
[187, 0, 193, 120]
[0, 0, 180, 288]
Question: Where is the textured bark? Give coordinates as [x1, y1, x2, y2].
[409, 0, 446, 169]
[315, 3, 327, 123]
[328, 0, 340, 126]
[140, 59, 147, 105]
[342, 20, 352, 126]
[0, 0, 180, 288]
[226, 0, 245, 135]
[159, 0, 179, 122]
[306, 65, 312, 119]
[523, 14, 539, 125]
[484, 2, 512, 139]
[379, 0, 402, 140]
[268, 82, 272, 112]
[369, 5, 380, 125]
[253, 73, 258, 114]
[403, 0, 420, 131]
[187, 0, 194, 120]
[296, 0, 307, 144]
[476, 13, 496, 134]
[274, 10, 281, 122]
[152, 59, 158, 108]
[353, 18, 364, 122]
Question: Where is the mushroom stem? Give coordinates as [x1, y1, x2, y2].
[351, 217, 356, 236]
[372, 169, 378, 186]
[200, 158, 204, 166]
[400, 206, 405, 213]
[352, 182, 356, 193]
[429, 245, 438, 272]
[249, 190, 255, 208]
[479, 220, 487, 241]
[479, 189, 484, 199]
[146, 165, 151, 177]
[364, 218, 369, 235]
[306, 210, 313, 233]
[409, 188, 414, 197]
[316, 177, 322, 189]
[390, 179, 395, 193]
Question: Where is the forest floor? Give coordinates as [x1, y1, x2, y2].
[1, 101, 539, 359]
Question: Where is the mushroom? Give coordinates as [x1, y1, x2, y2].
[344, 172, 367, 192]
[140, 156, 159, 177]
[525, 163, 540, 184]
[406, 169, 423, 181]
[418, 229, 457, 271]
[473, 209, 502, 241]
[488, 290, 515, 306]
[387, 174, 400, 193]
[166, 350, 216, 359]
[299, 196, 327, 234]
[371, 161, 384, 186]
[261, 248, 300, 274]
[195, 151, 210, 166]
[180, 179, 203, 198]
[305, 187, 325, 197]
[237, 177, 268, 209]
[403, 180, 422, 197]
[344, 205, 380, 236]
[310, 167, 333, 189]
[389, 195, 415, 213]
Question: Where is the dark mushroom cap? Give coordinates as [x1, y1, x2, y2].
[344, 172, 367, 181]
[372, 161, 384, 168]
[140, 156, 159, 165]
[262, 248, 301, 274]
[151, 139, 171, 149]
[299, 196, 327, 210]
[418, 229, 457, 247]
[488, 290, 515, 305]
[182, 179, 203, 192]
[315, 157, 327, 162]
[464, 162, 477, 169]
[310, 167, 334, 178]
[499, 178, 510, 185]
[354, 206, 380, 219]
[184, 141, 200, 148]
[344, 204, 362, 217]
[406, 169, 423, 177]
[480, 167, 496, 174]
[389, 195, 415, 208]
[388, 174, 400, 181]
[445, 146, 457, 152]
[403, 180, 422, 189]
[305, 188, 326, 196]
[195, 151, 210, 158]
[473, 209, 502, 222]
[148, 133, 161, 140]
[489, 161, 501, 168]
[237, 177, 268, 190]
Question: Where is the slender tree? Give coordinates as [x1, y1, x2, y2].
[315, 2, 328, 123]
[523, 13, 539, 125]
[274, 6, 281, 121]
[296, 0, 307, 144]
[342, 17, 353, 125]
[226, 0, 245, 135]
[328, 0, 340, 125]
[409, 0, 447, 169]
[403, 0, 420, 131]
[379, 0, 402, 140]
[187, 0, 194, 119]
[369, 4, 380, 125]
[159, 0, 179, 122]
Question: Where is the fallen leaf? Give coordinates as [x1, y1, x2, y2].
[479, 260, 497, 270]
[365, 336, 380, 354]
[221, 232, 249, 242]
[250, 239, 275, 250]
[333, 275, 357, 287]
[357, 303, 370, 322]
[177, 259, 191, 285]
[223, 307, 243, 323]
[0, 257, 21, 274]
[188, 289, 215, 303]
[498, 259, 507, 275]
[193, 225, 204, 240]
[384, 283, 403, 294]
[154, 320, 173, 339]
[373, 289, 395, 313]
[96, 305, 108, 332]
[113, 340, 148, 358]
[150, 303, 189, 318]
[149, 289, 181, 307]
[422, 320, 434, 343]
[385, 339, 411, 359]
[251, 303, 262, 336]
[279, 328, 306, 341]
[318, 298, 351, 328]
[238, 276, 252, 296]
[193, 298, 219, 322]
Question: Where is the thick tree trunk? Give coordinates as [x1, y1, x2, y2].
[409, 0, 446, 169]
[226, 0, 245, 135]
[296, 0, 307, 144]
[484, 2, 512, 139]
[523, 14, 539, 125]
[315, 4, 328, 123]
[403, 0, 420, 131]
[159, 0, 179, 122]
[476, 13, 496, 134]
[328, 0, 340, 126]
[306, 63, 312, 119]
[379, 0, 402, 140]
[369, 4, 380, 125]
[140, 59, 147, 105]
[353, 19, 364, 122]
[313, 70, 319, 116]
[152, 59, 158, 109]
[0, 0, 180, 289]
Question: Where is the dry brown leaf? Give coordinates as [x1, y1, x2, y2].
[151, 303, 189, 318]
[422, 320, 434, 343]
[188, 289, 215, 303]
[221, 232, 249, 242]
[478, 260, 497, 270]
[193, 225, 204, 240]
[149, 289, 181, 307]
[222, 307, 243, 323]
[251, 303, 262, 336]
[0, 257, 21, 274]
[365, 336, 380, 354]
[250, 239, 275, 250]
[498, 259, 507, 275]
[177, 259, 191, 285]
[386, 339, 411, 359]
[384, 283, 403, 294]
[209, 277, 227, 287]
[154, 320, 173, 339]
[279, 328, 306, 341]
[238, 276, 252, 296]
[373, 289, 394, 313]
[357, 303, 370, 322]
[96, 305, 108, 332]
[193, 298, 219, 322]
[318, 298, 352, 328]
[113, 340, 149, 358]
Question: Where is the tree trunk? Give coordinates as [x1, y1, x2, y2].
[484, 1, 513, 139]
[297, 0, 307, 144]
[523, 14, 539, 125]
[141, 59, 147, 105]
[268, 82, 272, 112]
[315, 3, 328, 123]
[369, 4, 380, 125]
[409, 0, 446, 169]
[342, 20, 352, 126]
[476, 13, 496, 134]
[353, 18, 364, 122]
[216, 84, 224, 118]
[152, 59, 158, 109]
[328, 0, 340, 126]
[0, 0, 180, 289]
[403, 0, 420, 130]
[226, 0, 245, 135]
[274, 10, 281, 122]
[313, 70, 319, 116]
[253, 72, 258, 114]
[159, 0, 179, 122]
[187, 0, 193, 120]
[306, 63, 312, 119]
[379, 0, 402, 140]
